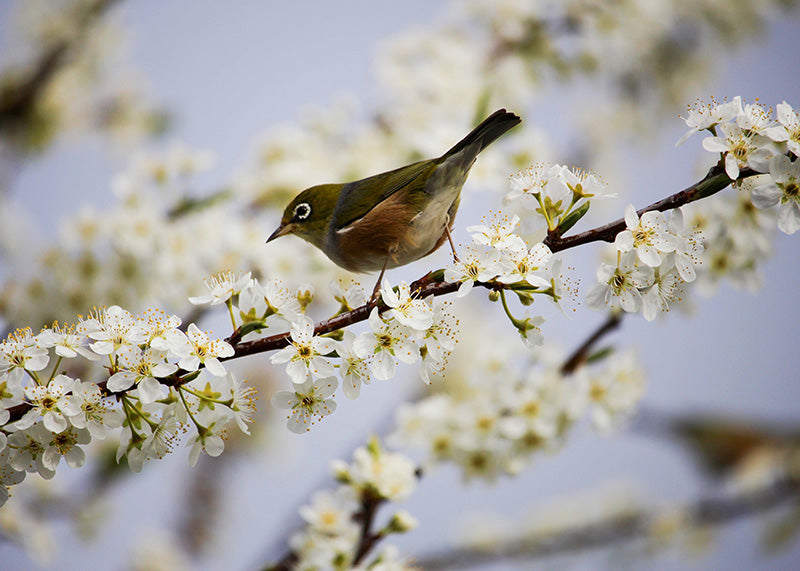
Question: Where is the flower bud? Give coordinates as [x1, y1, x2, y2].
[384, 510, 419, 534]
[296, 283, 315, 311]
[330, 459, 351, 484]
[516, 291, 534, 306]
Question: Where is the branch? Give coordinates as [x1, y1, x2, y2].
[0, 0, 123, 133]
[560, 312, 622, 375]
[416, 478, 800, 570]
[543, 161, 756, 252]
[4, 163, 757, 424]
[235, 160, 763, 361]
[226, 275, 460, 360]
[352, 493, 386, 566]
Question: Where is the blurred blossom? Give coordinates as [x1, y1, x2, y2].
[391, 325, 646, 481]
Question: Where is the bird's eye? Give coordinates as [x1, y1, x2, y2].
[293, 202, 311, 221]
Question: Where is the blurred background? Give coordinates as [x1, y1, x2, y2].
[1, 0, 800, 569]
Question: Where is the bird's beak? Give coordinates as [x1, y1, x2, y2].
[266, 223, 293, 243]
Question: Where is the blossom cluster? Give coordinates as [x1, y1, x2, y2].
[587, 206, 703, 320]
[586, 97, 800, 319]
[375, 0, 788, 165]
[444, 211, 568, 346]
[285, 438, 419, 570]
[269, 278, 458, 433]
[685, 184, 778, 294]
[0, 141, 341, 334]
[0, 303, 256, 507]
[682, 97, 800, 235]
[391, 347, 646, 482]
[505, 164, 616, 233]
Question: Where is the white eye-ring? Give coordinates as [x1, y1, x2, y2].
[293, 202, 311, 221]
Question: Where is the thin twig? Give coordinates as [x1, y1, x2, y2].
[352, 493, 386, 566]
[560, 312, 623, 375]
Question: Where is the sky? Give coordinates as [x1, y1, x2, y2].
[1, 1, 800, 570]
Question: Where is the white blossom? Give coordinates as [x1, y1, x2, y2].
[270, 316, 337, 385]
[559, 166, 615, 200]
[271, 377, 338, 434]
[751, 154, 800, 234]
[107, 346, 177, 403]
[299, 488, 359, 537]
[41, 426, 91, 471]
[187, 421, 226, 467]
[496, 242, 552, 287]
[641, 264, 680, 321]
[337, 331, 371, 400]
[506, 163, 569, 211]
[66, 380, 123, 439]
[87, 305, 146, 357]
[676, 97, 741, 145]
[169, 324, 234, 377]
[339, 444, 418, 501]
[614, 205, 675, 267]
[766, 101, 800, 157]
[188, 271, 252, 306]
[587, 352, 646, 431]
[380, 278, 434, 331]
[354, 309, 419, 381]
[443, 244, 501, 297]
[467, 213, 527, 251]
[586, 251, 655, 313]
[0, 329, 49, 382]
[16, 375, 80, 433]
[668, 208, 704, 282]
[702, 122, 773, 179]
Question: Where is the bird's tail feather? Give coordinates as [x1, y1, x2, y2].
[443, 109, 521, 159]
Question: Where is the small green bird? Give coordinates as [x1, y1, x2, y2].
[267, 109, 521, 278]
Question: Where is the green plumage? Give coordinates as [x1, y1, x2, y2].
[331, 159, 438, 231]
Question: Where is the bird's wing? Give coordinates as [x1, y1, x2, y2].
[332, 159, 439, 230]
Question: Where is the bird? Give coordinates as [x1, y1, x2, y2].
[267, 109, 521, 288]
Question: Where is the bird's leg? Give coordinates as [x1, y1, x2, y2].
[370, 247, 395, 305]
[444, 216, 460, 263]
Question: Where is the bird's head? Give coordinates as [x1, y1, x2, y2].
[267, 184, 342, 249]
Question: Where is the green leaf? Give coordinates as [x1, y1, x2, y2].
[586, 346, 615, 364]
[322, 330, 344, 341]
[557, 200, 591, 235]
[237, 320, 267, 338]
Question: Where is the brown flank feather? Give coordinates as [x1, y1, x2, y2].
[335, 188, 417, 272]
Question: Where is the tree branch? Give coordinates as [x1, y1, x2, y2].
[560, 312, 623, 375]
[416, 477, 800, 570]
[0, 0, 123, 133]
[233, 160, 759, 362]
[352, 493, 386, 566]
[3, 164, 759, 425]
[543, 161, 755, 252]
